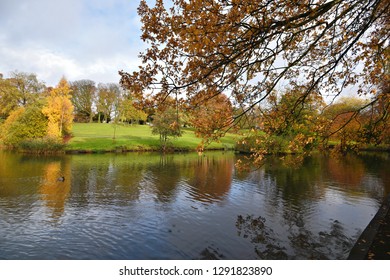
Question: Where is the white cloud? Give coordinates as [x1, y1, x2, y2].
[0, 40, 144, 86]
[0, 0, 145, 86]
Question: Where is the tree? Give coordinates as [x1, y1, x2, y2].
[96, 83, 120, 123]
[261, 86, 324, 136]
[0, 72, 45, 119]
[70, 80, 96, 123]
[0, 77, 19, 119]
[323, 97, 370, 152]
[360, 75, 390, 145]
[189, 93, 234, 148]
[0, 103, 48, 148]
[119, 95, 148, 125]
[9, 71, 45, 107]
[236, 86, 324, 160]
[120, 0, 389, 148]
[42, 78, 74, 138]
[151, 107, 182, 151]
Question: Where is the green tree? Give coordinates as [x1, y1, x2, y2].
[9, 71, 45, 107]
[70, 79, 96, 123]
[151, 107, 182, 151]
[0, 103, 48, 148]
[0, 72, 45, 119]
[0, 77, 19, 119]
[96, 83, 120, 123]
[261, 86, 324, 136]
[119, 96, 148, 125]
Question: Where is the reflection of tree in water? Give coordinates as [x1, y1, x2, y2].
[186, 155, 233, 203]
[233, 154, 385, 259]
[327, 154, 365, 188]
[149, 157, 182, 203]
[236, 215, 288, 259]
[262, 156, 325, 206]
[39, 159, 71, 221]
[283, 207, 356, 259]
[358, 153, 390, 197]
[199, 246, 225, 260]
[69, 155, 144, 207]
[235, 214, 356, 259]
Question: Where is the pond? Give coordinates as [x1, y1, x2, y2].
[0, 151, 389, 259]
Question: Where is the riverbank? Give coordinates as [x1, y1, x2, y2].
[66, 123, 238, 153]
[348, 194, 390, 259]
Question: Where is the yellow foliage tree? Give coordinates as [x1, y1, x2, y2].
[42, 78, 74, 139]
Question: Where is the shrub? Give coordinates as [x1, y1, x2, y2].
[0, 104, 48, 149]
[18, 137, 66, 154]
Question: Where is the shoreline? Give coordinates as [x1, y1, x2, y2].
[64, 146, 234, 154]
[1, 144, 389, 155]
[348, 194, 390, 260]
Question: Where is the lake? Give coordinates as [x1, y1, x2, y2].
[0, 151, 389, 259]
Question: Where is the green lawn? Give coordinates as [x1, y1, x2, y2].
[67, 123, 238, 152]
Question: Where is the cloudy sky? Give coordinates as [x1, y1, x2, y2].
[0, 0, 149, 86]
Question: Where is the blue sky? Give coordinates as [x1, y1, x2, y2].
[0, 0, 148, 86]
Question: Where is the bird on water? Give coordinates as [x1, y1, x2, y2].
[57, 176, 65, 182]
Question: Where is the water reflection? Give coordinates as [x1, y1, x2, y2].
[148, 155, 183, 203]
[327, 155, 366, 188]
[0, 151, 389, 259]
[236, 214, 288, 259]
[40, 160, 71, 220]
[185, 155, 233, 203]
[232, 153, 389, 259]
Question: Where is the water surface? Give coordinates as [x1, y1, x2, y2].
[0, 151, 389, 259]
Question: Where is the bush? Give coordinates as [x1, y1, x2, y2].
[1, 104, 48, 148]
[18, 137, 66, 154]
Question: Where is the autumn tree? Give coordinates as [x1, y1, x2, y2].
[120, 0, 389, 150]
[236, 86, 325, 158]
[260, 86, 325, 153]
[323, 97, 370, 152]
[360, 72, 390, 145]
[70, 79, 96, 123]
[42, 78, 74, 138]
[189, 93, 233, 148]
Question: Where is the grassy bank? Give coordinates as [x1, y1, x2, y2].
[66, 123, 238, 153]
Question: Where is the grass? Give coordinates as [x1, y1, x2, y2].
[66, 123, 238, 153]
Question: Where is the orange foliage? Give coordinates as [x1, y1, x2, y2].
[121, 0, 388, 114]
[189, 93, 234, 147]
[120, 0, 389, 154]
[42, 78, 74, 138]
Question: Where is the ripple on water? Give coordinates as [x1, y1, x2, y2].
[0, 151, 388, 260]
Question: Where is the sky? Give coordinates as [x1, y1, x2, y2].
[0, 0, 148, 86]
